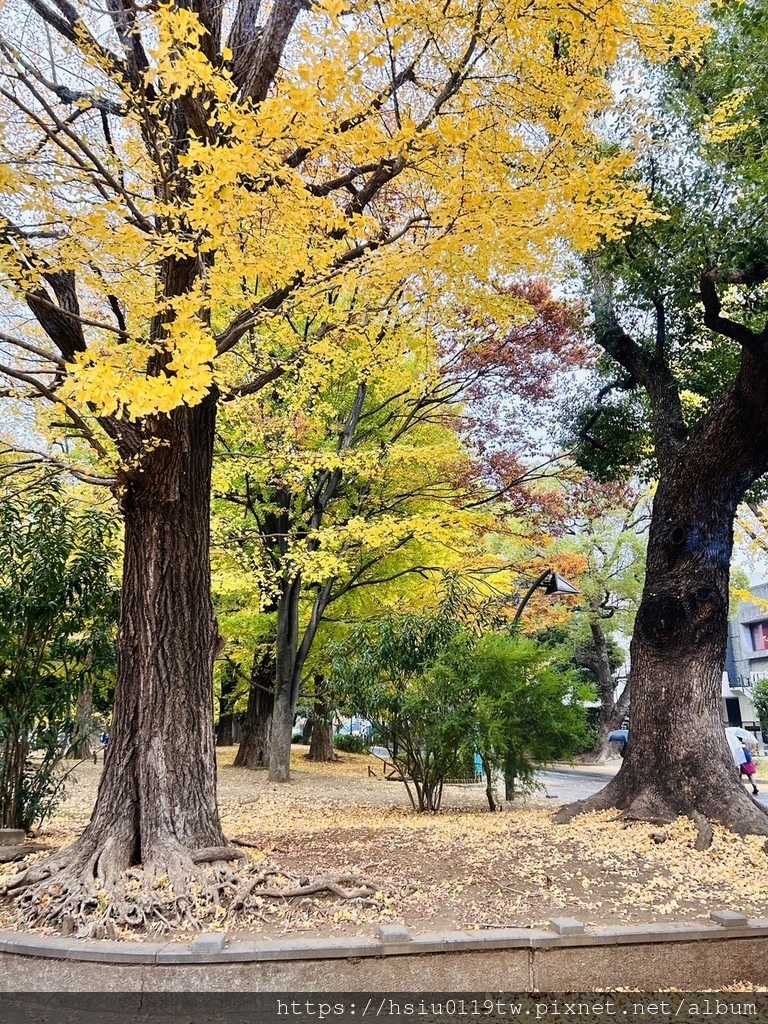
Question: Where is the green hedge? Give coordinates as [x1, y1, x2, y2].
[333, 733, 369, 754]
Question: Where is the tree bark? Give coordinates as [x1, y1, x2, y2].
[268, 575, 301, 781]
[85, 395, 227, 866]
[559, 433, 768, 835]
[216, 713, 236, 747]
[582, 620, 629, 764]
[307, 675, 336, 762]
[233, 643, 275, 769]
[561, 279, 768, 837]
[267, 575, 335, 781]
[70, 682, 94, 760]
[8, 396, 234, 918]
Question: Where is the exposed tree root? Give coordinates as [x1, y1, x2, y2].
[191, 846, 248, 864]
[226, 869, 380, 918]
[553, 780, 622, 825]
[554, 773, 768, 841]
[1, 841, 384, 935]
[691, 811, 714, 851]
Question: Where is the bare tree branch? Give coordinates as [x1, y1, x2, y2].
[239, 0, 307, 104]
[20, 0, 129, 83]
[700, 271, 768, 351]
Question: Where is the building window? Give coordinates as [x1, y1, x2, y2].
[750, 621, 768, 652]
[725, 697, 743, 727]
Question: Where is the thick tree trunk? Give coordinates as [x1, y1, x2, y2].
[269, 676, 295, 782]
[269, 576, 302, 782]
[572, 275, 768, 838]
[8, 397, 237, 921]
[268, 575, 336, 781]
[307, 676, 336, 762]
[70, 682, 94, 760]
[233, 644, 275, 769]
[582, 620, 629, 764]
[308, 721, 334, 760]
[216, 713, 236, 747]
[558, 461, 768, 836]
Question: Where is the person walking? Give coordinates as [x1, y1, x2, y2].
[740, 743, 759, 796]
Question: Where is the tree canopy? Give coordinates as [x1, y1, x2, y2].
[0, 0, 706, 926]
[0, 483, 117, 831]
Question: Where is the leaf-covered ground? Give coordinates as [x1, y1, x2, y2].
[3, 746, 768, 940]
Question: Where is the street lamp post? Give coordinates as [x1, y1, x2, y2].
[512, 569, 580, 627]
[503, 568, 580, 801]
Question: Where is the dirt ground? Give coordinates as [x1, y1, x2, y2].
[3, 745, 768, 941]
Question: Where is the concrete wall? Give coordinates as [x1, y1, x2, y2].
[3, 918, 768, 993]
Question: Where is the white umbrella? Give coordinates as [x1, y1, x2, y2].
[725, 727, 760, 770]
[725, 726, 758, 748]
[725, 729, 747, 766]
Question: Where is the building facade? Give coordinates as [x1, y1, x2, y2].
[723, 583, 768, 739]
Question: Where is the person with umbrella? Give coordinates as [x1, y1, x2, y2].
[725, 728, 759, 797]
[739, 743, 759, 796]
[608, 729, 629, 758]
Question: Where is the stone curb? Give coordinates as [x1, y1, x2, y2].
[1, 913, 767, 964]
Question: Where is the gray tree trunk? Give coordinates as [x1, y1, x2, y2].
[234, 644, 275, 769]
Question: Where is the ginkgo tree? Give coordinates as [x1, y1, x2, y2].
[0, 0, 701, 924]
[557, 0, 768, 838]
[559, 479, 648, 760]
[214, 374, 491, 783]
[214, 280, 588, 782]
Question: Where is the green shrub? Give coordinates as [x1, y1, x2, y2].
[332, 613, 592, 812]
[753, 678, 768, 737]
[0, 486, 118, 831]
[333, 733, 369, 754]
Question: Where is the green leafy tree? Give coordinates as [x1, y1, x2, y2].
[429, 633, 592, 810]
[559, 1, 768, 835]
[752, 679, 768, 739]
[333, 600, 591, 811]
[332, 610, 460, 811]
[0, 486, 118, 831]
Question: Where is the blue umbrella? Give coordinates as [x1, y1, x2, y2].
[608, 729, 629, 743]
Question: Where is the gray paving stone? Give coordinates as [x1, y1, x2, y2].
[469, 928, 535, 948]
[3, 917, 768, 969]
[212, 938, 380, 962]
[522, 928, 562, 947]
[252, 936, 382, 962]
[407, 932, 449, 953]
[63, 940, 162, 964]
[549, 917, 585, 935]
[190, 939, 279, 963]
[0, 829, 24, 846]
[155, 943, 200, 964]
[378, 924, 411, 943]
[435, 930, 477, 951]
[0, 934, 70, 958]
[711, 909, 749, 927]
[192, 931, 228, 952]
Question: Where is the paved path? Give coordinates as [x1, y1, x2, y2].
[536, 766, 617, 802]
[537, 765, 768, 806]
